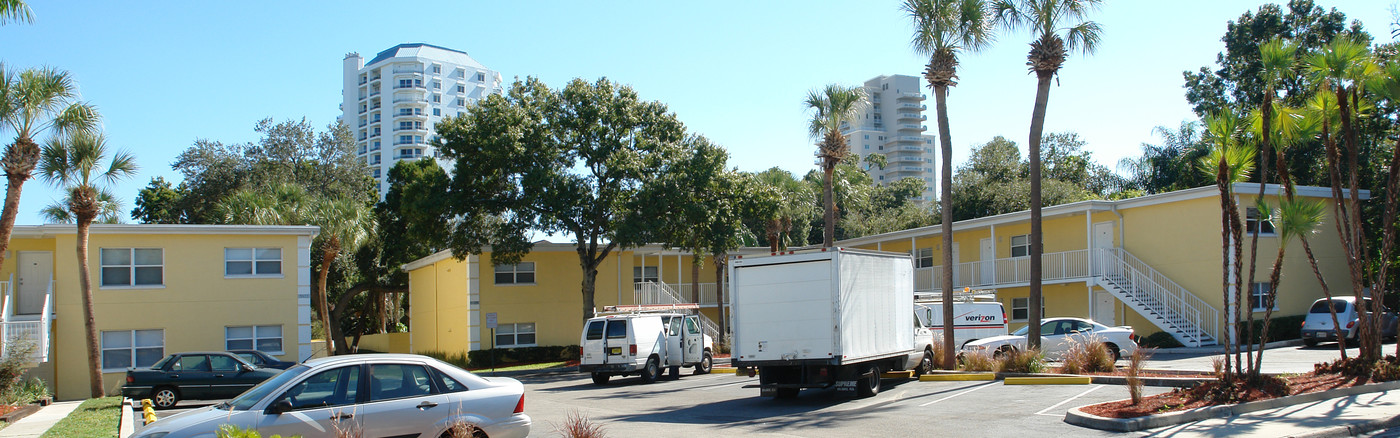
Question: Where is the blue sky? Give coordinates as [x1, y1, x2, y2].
[0, 1, 1394, 226]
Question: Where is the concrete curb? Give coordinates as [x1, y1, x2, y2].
[119, 398, 135, 438]
[1291, 413, 1400, 438]
[1006, 376, 1092, 385]
[1155, 339, 1303, 355]
[919, 373, 996, 381]
[1064, 379, 1400, 432]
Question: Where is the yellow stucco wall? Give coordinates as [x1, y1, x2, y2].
[37, 230, 309, 401]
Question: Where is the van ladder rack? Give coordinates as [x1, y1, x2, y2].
[598, 303, 701, 315]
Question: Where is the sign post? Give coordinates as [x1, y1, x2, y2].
[486, 312, 498, 374]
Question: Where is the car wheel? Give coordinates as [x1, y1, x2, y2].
[1104, 343, 1121, 362]
[1303, 339, 1318, 348]
[993, 345, 1013, 360]
[693, 351, 713, 375]
[591, 373, 610, 385]
[856, 365, 881, 398]
[152, 386, 179, 409]
[669, 365, 682, 379]
[915, 350, 934, 376]
[640, 357, 660, 383]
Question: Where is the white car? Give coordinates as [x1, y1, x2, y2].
[961, 317, 1137, 361]
[131, 354, 530, 438]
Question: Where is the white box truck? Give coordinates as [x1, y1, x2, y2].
[730, 248, 921, 398]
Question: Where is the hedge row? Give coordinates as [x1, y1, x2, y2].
[419, 345, 580, 369]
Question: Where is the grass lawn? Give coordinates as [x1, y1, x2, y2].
[42, 396, 121, 438]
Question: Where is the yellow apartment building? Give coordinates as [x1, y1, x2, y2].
[404, 183, 1360, 355]
[0, 224, 318, 401]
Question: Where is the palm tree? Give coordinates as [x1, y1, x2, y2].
[905, 0, 994, 370]
[219, 184, 374, 355]
[38, 131, 137, 398]
[0, 65, 100, 279]
[1200, 109, 1253, 379]
[755, 167, 816, 252]
[1365, 60, 1400, 357]
[804, 85, 868, 247]
[994, 0, 1102, 349]
[40, 190, 124, 224]
[1252, 195, 1325, 378]
[0, 0, 32, 25]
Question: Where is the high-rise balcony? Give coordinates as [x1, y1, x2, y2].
[898, 92, 926, 101]
[899, 124, 927, 132]
[392, 97, 427, 104]
[898, 113, 927, 122]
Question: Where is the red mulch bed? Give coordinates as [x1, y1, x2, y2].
[1080, 373, 1369, 419]
[0, 404, 18, 417]
[1068, 368, 1214, 379]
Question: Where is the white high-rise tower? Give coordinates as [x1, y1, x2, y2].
[342, 43, 503, 198]
[843, 74, 937, 204]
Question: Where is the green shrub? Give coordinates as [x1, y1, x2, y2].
[1139, 331, 1184, 349]
[421, 345, 581, 369]
[1237, 315, 1304, 343]
[0, 377, 48, 405]
[995, 348, 1045, 374]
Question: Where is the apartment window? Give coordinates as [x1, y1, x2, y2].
[371, 141, 381, 151]
[101, 329, 164, 371]
[432, 108, 441, 116]
[455, 97, 465, 106]
[864, 145, 870, 150]
[1249, 282, 1278, 311]
[633, 266, 659, 283]
[913, 247, 933, 268]
[494, 323, 536, 347]
[226, 325, 284, 353]
[1009, 235, 1030, 258]
[101, 248, 163, 287]
[397, 121, 423, 131]
[863, 135, 869, 139]
[494, 262, 535, 284]
[432, 64, 441, 74]
[225, 248, 282, 276]
[476, 72, 485, 81]
[431, 80, 441, 90]
[1010, 298, 1045, 322]
[432, 94, 441, 103]
[457, 84, 465, 93]
[1246, 207, 1275, 235]
[373, 169, 381, 178]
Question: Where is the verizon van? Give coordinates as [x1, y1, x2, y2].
[578, 309, 714, 385]
[730, 249, 922, 398]
[915, 292, 1009, 349]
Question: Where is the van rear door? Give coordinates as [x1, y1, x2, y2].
[582, 320, 605, 364]
[683, 316, 703, 363]
[604, 319, 629, 364]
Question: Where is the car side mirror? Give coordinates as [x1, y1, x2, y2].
[267, 399, 293, 415]
[242, 364, 255, 372]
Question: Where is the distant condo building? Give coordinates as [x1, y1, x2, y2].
[843, 74, 937, 204]
[342, 43, 503, 197]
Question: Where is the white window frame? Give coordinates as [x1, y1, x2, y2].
[494, 322, 537, 347]
[225, 325, 285, 355]
[913, 247, 934, 269]
[1249, 282, 1279, 312]
[633, 266, 659, 284]
[100, 329, 165, 372]
[1010, 297, 1045, 322]
[494, 262, 536, 285]
[100, 248, 165, 289]
[1246, 207, 1276, 236]
[225, 248, 283, 278]
[1010, 234, 1030, 258]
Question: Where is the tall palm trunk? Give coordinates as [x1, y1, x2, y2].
[75, 207, 104, 397]
[1215, 156, 1235, 378]
[823, 164, 835, 248]
[1328, 85, 1374, 362]
[1026, 70, 1052, 349]
[1243, 96, 1274, 372]
[0, 138, 40, 271]
[1300, 237, 1348, 358]
[933, 82, 957, 369]
[1252, 239, 1286, 379]
[1382, 135, 1400, 357]
[318, 240, 338, 355]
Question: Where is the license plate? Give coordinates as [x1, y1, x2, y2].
[609, 347, 621, 355]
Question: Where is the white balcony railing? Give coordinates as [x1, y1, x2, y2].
[918, 249, 1090, 292]
[0, 275, 51, 363]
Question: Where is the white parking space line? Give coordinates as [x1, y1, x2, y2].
[1033, 385, 1103, 416]
[918, 382, 994, 407]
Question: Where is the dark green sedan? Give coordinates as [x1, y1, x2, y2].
[121, 351, 281, 409]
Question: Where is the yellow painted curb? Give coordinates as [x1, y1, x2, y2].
[919, 373, 996, 381]
[882, 370, 915, 379]
[711, 367, 736, 374]
[1003, 376, 1092, 385]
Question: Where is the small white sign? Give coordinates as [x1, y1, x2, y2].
[486, 312, 498, 329]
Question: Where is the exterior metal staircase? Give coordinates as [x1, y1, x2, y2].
[1093, 249, 1218, 347]
[633, 281, 722, 340]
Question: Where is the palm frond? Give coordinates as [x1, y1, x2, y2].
[39, 202, 71, 224]
[1274, 195, 1326, 244]
[0, 0, 34, 25]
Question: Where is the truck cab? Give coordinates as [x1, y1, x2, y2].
[579, 310, 714, 384]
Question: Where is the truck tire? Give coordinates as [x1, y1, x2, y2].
[640, 357, 661, 383]
[914, 350, 934, 377]
[775, 387, 800, 399]
[669, 365, 681, 379]
[591, 373, 610, 385]
[1304, 338, 1318, 348]
[857, 365, 881, 398]
[693, 351, 713, 375]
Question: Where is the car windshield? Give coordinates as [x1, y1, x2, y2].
[223, 365, 310, 411]
[1012, 325, 1029, 336]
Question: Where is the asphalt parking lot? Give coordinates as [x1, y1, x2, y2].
[520, 371, 1172, 437]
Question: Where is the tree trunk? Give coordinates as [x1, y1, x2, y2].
[1026, 73, 1052, 350]
[1301, 238, 1348, 359]
[318, 242, 338, 355]
[330, 284, 408, 355]
[1216, 156, 1234, 378]
[1252, 243, 1287, 380]
[0, 138, 40, 275]
[934, 83, 957, 368]
[1243, 95, 1273, 374]
[76, 217, 105, 398]
[714, 254, 728, 343]
[823, 164, 835, 248]
[1333, 85, 1375, 362]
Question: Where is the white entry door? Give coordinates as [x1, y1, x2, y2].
[1094, 291, 1115, 325]
[979, 238, 994, 285]
[1092, 222, 1115, 275]
[17, 251, 52, 315]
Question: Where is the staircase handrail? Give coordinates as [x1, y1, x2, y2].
[634, 281, 722, 340]
[1099, 248, 1219, 343]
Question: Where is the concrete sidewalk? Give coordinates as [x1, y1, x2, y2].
[0, 401, 81, 438]
[1138, 389, 1400, 437]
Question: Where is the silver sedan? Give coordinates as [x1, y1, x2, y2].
[131, 353, 530, 438]
[961, 317, 1138, 361]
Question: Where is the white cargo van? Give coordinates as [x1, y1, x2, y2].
[915, 294, 1009, 349]
[578, 310, 714, 385]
